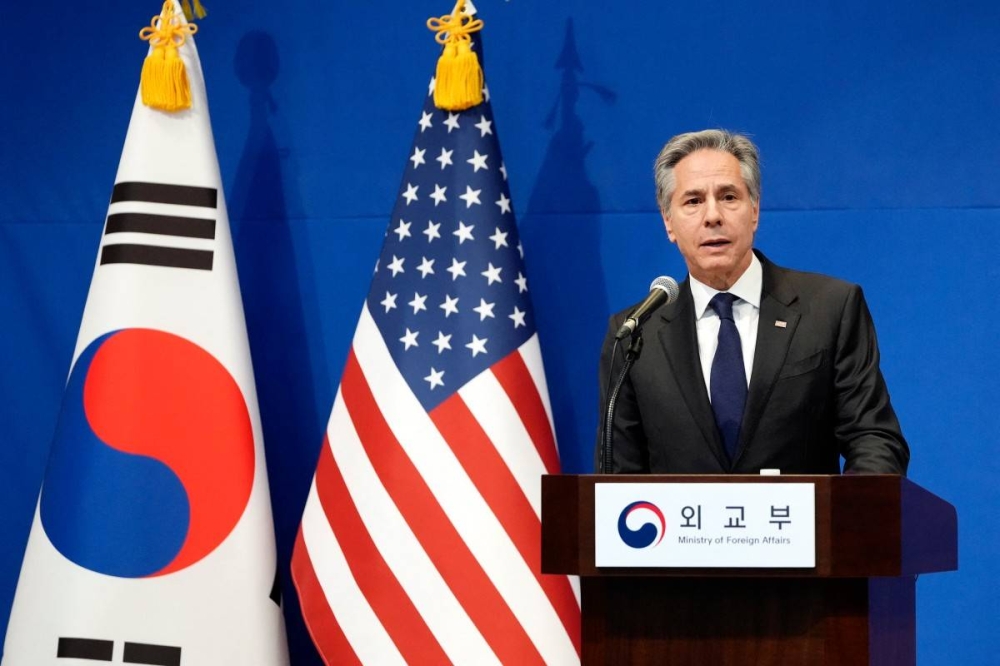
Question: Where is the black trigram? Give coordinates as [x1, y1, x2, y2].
[57, 637, 181, 665]
[100, 182, 217, 272]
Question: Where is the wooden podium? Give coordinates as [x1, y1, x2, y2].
[541, 475, 957, 666]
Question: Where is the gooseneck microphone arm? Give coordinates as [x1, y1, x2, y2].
[600, 333, 643, 474]
[600, 276, 679, 474]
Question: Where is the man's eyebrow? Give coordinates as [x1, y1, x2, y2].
[678, 187, 706, 198]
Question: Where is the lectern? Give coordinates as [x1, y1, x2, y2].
[541, 475, 957, 666]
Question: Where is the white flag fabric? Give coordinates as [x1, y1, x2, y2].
[3, 10, 290, 666]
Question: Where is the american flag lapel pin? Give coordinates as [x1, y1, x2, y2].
[775, 320, 788, 328]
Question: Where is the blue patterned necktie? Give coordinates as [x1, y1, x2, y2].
[709, 293, 747, 462]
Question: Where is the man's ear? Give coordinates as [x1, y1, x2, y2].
[663, 212, 677, 243]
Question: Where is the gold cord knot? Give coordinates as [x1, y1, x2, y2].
[427, 0, 483, 46]
[140, 1, 198, 50]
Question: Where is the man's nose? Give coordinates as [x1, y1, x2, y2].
[704, 196, 722, 225]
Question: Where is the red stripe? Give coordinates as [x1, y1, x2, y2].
[432, 394, 582, 656]
[492, 350, 561, 474]
[290, 528, 360, 666]
[312, 436, 450, 665]
[342, 350, 546, 666]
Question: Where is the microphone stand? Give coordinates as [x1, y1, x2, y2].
[600, 331, 644, 474]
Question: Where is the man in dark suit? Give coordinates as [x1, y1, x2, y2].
[597, 129, 908, 475]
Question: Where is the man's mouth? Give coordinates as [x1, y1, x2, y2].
[702, 239, 730, 248]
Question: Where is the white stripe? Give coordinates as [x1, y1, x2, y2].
[107, 200, 217, 220]
[519, 335, 558, 447]
[327, 391, 501, 665]
[459, 370, 546, 518]
[300, 482, 406, 666]
[100, 233, 214, 252]
[353, 305, 579, 665]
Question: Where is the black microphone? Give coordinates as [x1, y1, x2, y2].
[614, 276, 680, 340]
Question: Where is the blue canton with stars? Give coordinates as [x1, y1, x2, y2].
[367, 76, 535, 412]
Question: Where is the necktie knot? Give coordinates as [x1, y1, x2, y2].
[709, 292, 738, 321]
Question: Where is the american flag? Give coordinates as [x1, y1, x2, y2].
[291, 42, 581, 666]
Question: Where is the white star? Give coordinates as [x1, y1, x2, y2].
[515, 272, 528, 293]
[423, 220, 441, 242]
[428, 77, 436, 96]
[517, 241, 524, 258]
[454, 221, 475, 244]
[473, 298, 496, 321]
[500, 162, 508, 181]
[466, 334, 488, 357]
[410, 147, 426, 168]
[432, 331, 452, 354]
[380, 291, 397, 312]
[495, 192, 512, 214]
[447, 258, 467, 280]
[402, 183, 418, 205]
[394, 219, 412, 241]
[409, 292, 428, 314]
[425, 367, 445, 389]
[387, 255, 405, 276]
[444, 113, 461, 133]
[430, 184, 448, 206]
[417, 256, 435, 278]
[374, 258, 380, 274]
[440, 294, 459, 317]
[400, 328, 419, 350]
[467, 150, 489, 172]
[509, 306, 526, 328]
[489, 227, 509, 249]
[475, 115, 493, 137]
[459, 186, 482, 208]
[481, 262, 502, 285]
[483, 85, 491, 102]
[436, 148, 454, 169]
[418, 111, 433, 132]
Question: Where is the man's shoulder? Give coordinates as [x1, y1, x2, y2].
[761, 253, 862, 303]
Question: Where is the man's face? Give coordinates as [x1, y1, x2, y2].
[663, 149, 759, 291]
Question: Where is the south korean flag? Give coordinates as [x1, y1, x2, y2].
[3, 3, 290, 664]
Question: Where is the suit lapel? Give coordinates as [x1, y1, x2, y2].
[655, 283, 730, 470]
[733, 257, 800, 466]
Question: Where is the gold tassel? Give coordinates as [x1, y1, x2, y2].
[192, 0, 208, 19]
[427, 0, 484, 111]
[180, 0, 193, 21]
[139, 1, 199, 112]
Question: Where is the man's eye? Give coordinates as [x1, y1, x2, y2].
[685, 198, 700, 206]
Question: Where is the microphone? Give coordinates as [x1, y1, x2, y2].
[614, 276, 680, 340]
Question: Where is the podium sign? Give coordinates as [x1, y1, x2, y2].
[595, 482, 816, 568]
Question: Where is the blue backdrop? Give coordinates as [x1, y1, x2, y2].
[2, 1, 997, 664]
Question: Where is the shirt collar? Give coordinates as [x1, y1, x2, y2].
[690, 252, 763, 319]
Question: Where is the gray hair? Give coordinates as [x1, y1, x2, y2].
[653, 129, 761, 216]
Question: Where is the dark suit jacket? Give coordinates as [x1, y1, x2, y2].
[597, 252, 909, 475]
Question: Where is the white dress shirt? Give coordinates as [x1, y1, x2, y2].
[689, 253, 763, 398]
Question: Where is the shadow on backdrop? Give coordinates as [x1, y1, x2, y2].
[229, 30, 324, 666]
[521, 19, 614, 473]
